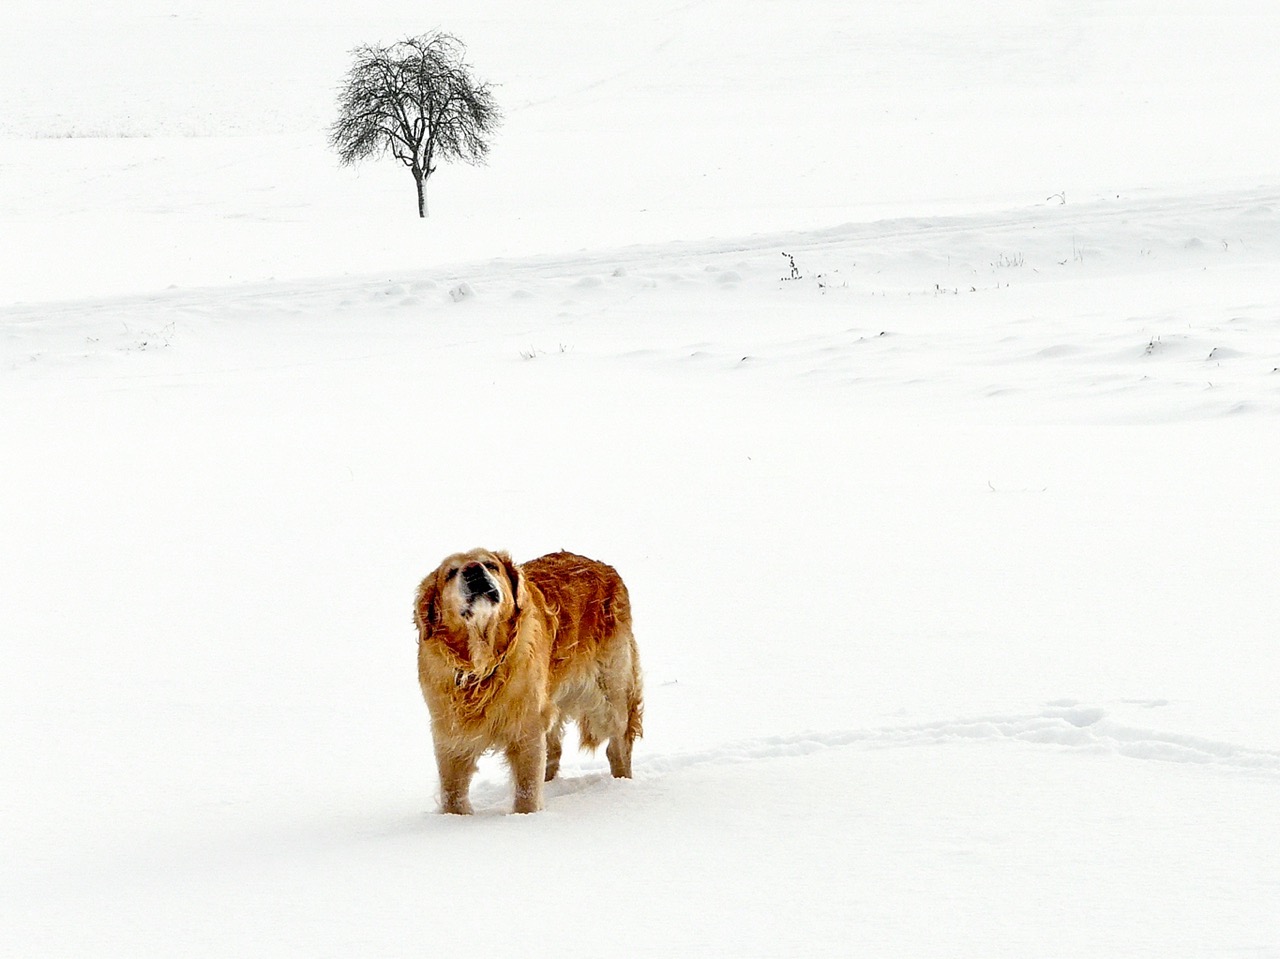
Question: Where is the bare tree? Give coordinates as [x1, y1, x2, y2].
[330, 32, 501, 218]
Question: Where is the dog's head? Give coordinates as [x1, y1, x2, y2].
[415, 549, 526, 673]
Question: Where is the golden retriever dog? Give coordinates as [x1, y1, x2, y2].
[414, 549, 643, 814]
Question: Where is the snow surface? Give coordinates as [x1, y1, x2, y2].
[3, 1, 1280, 956]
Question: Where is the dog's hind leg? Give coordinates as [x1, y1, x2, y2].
[605, 732, 633, 779]
[544, 715, 565, 782]
[604, 630, 643, 779]
[605, 682, 642, 778]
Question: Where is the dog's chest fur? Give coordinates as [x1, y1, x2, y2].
[419, 611, 551, 740]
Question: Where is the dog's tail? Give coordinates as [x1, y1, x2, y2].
[626, 634, 644, 741]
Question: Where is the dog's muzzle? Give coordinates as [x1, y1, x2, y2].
[461, 563, 501, 605]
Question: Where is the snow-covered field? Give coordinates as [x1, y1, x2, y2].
[3, 1, 1279, 956]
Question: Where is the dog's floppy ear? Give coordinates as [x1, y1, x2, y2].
[414, 575, 439, 643]
[498, 552, 527, 618]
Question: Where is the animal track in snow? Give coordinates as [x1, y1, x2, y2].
[630, 703, 1280, 781]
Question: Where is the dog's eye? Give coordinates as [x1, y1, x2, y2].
[445, 568, 459, 581]
[483, 562, 499, 573]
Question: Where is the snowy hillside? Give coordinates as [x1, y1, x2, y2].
[3, 1, 1279, 957]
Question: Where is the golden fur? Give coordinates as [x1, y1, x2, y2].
[414, 549, 643, 814]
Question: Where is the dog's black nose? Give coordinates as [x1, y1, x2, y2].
[461, 563, 500, 602]
[461, 563, 487, 591]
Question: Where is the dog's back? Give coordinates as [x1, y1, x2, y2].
[523, 551, 630, 669]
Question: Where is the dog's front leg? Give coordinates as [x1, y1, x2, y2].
[506, 731, 547, 814]
[435, 744, 478, 815]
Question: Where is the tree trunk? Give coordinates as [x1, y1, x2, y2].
[413, 168, 427, 218]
